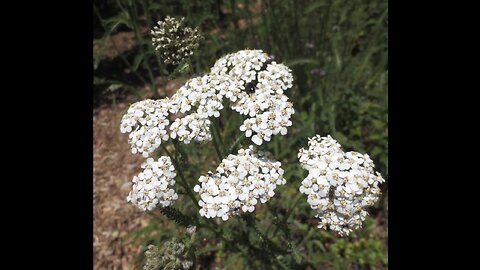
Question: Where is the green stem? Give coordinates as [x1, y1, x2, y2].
[272, 192, 303, 237]
[161, 144, 199, 210]
[140, 0, 165, 72]
[174, 139, 189, 164]
[228, 133, 246, 155]
[172, 144, 223, 236]
[212, 118, 224, 149]
[296, 225, 315, 248]
[197, 220, 218, 235]
[284, 193, 303, 222]
[264, 204, 278, 237]
[210, 121, 224, 161]
[118, 54, 149, 85]
[187, 58, 195, 76]
[163, 143, 223, 237]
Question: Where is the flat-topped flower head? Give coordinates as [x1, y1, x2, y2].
[210, 49, 295, 145]
[193, 146, 286, 221]
[120, 74, 243, 155]
[210, 49, 270, 84]
[120, 99, 171, 157]
[127, 156, 178, 211]
[298, 135, 385, 236]
[167, 74, 241, 144]
[121, 49, 295, 157]
[151, 16, 203, 65]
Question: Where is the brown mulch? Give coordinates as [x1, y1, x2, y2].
[94, 79, 185, 270]
[94, 100, 147, 270]
[94, 32, 136, 60]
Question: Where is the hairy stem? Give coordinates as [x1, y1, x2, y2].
[210, 120, 224, 161]
[212, 117, 224, 148]
[228, 133, 246, 154]
[161, 144, 199, 210]
[166, 142, 223, 236]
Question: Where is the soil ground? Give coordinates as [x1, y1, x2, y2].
[94, 79, 184, 270]
[94, 100, 147, 270]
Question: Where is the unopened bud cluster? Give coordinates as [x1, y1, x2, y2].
[143, 238, 193, 270]
[151, 16, 202, 65]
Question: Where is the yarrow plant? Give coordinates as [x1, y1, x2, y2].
[298, 135, 385, 236]
[118, 15, 386, 269]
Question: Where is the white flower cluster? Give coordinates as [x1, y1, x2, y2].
[210, 50, 295, 145]
[210, 49, 269, 83]
[298, 135, 385, 236]
[121, 49, 295, 155]
[168, 74, 241, 144]
[120, 99, 171, 157]
[127, 156, 178, 211]
[151, 16, 202, 65]
[120, 75, 241, 155]
[193, 146, 286, 221]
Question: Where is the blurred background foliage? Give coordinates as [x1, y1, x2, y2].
[94, 0, 387, 269]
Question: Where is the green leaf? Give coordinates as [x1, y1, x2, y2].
[104, 11, 133, 34]
[288, 241, 302, 264]
[93, 56, 102, 70]
[93, 77, 123, 86]
[158, 206, 195, 227]
[275, 255, 291, 270]
[331, 131, 348, 146]
[285, 58, 320, 67]
[304, 1, 328, 15]
[175, 62, 191, 74]
[147, 2, 163, 11]
[168, 62, 191, 79]
[311, 240, 326, 253]
[132, 53, 144, 72]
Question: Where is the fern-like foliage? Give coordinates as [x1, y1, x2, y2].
[159, 206, 196, 227]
